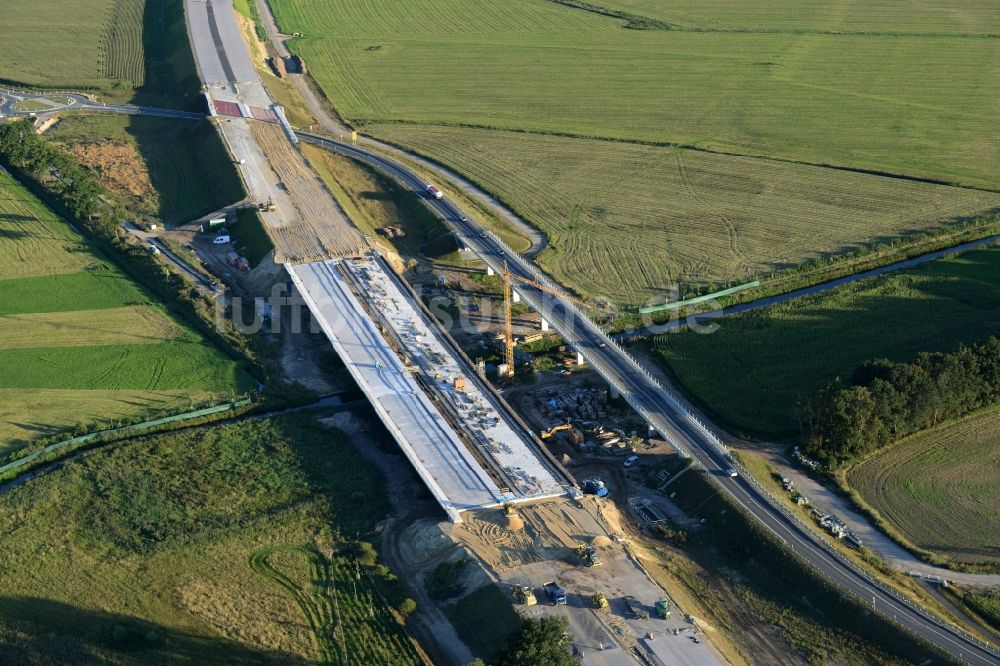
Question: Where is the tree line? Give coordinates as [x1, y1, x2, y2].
[0, 119, 120, 233]
[800, 336, 1000, 465]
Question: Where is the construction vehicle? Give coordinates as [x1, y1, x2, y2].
[576, 544, 602, 567]
[502, 502, 517, 516]
[256, 200, 276, 212]
[582, 477, 608, 498]
[624, 597, 649, 619]
[513, 585, 537, 606]
[540, 423, 573, 439]
[592, 592, 608, 611]
[543, 581, 567, 605]
[655, 597, 671, 619]
[499, 263, 607, 379]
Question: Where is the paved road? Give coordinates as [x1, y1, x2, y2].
[4, 82, 996, 663]
[0, 88, 204, 121]
[297, 131, 1000, 666]
[251, 0, 548, 256]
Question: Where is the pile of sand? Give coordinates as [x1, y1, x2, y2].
[592, 535, 612, 549]
[505, 513, 525, 532]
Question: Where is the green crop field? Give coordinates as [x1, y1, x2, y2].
[0, 0, 145, 89]
[269, 0, 1000, 303]
[592, 0, 1000, 33]
[846, 405, 1000, 565]
[652, 246, 1000, 438]
[0, 170, 251, 451]
[368, 124, 1000, 303]
[0, 413, 423, 664]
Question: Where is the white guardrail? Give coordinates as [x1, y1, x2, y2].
[306, 134, 998, 659]
[483, 216, 998, 661]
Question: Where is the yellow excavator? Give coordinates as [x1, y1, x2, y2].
[540, 423, 573, 440]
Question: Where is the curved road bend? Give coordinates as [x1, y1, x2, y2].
[0, 89, 995, 662]
[0, 89, 206, 121]
[297, 132, 999, 666]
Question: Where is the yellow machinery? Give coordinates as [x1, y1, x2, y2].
[540, 423, 573, 440]
[513, 584, 537, 606]
[499, 263, 601, 379]
[592, 591, 609, 610]
[502, 502, 517, 516]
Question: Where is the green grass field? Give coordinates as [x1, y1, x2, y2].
[591, 0, 1000, 33]
[846, 405, 1000, 565]
[2, 0, 207, 110]
[368, 123, 1000, 303]
[269, 0, 1000, 303]
[0, 0, 145, 90]
[273, 0, 998, 189]
[0, 170, 251, 451]
[0, 413, 423, 664]
[652, 246, 1000, 438]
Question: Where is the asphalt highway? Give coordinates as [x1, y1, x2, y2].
[297, 131, 1000, 666]
[0, 84, 993, 661]
[0, 89, 204, 121]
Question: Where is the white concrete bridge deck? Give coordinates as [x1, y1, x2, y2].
[288, 258, 565, 521]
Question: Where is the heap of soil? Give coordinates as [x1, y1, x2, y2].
[592, 534, 612, 549]
[505, 513, 525, 532]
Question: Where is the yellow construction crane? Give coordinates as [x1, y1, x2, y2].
[500, 262, 599, 378]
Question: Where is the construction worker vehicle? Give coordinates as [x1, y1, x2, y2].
[582, 477, 608, 498]
[592, 592, 608, 610]
[656, 597, 671, 619]
[576, 544, 602, 567]
[543, 581, 567, 605]
[256, 200, 276, 212]
[512, 585, 537, 606]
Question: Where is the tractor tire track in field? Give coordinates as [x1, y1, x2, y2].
[249, 545, 343, 665]
[675, 150, 751, 277]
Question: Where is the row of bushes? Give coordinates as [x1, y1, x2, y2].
[800, 337, 1000, 465]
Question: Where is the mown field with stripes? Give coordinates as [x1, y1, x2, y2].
[0, 414, 422, 664]
[370, 124, 1000, 304]
[589, 0, 1000, 33]
[0, 169, 251, 453]
[0, 0, 145, 90]
[847, 404, 1000, 566]
[270, 0, 999, 304]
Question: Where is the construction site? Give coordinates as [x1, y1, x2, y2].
[179, 2, 729, 662]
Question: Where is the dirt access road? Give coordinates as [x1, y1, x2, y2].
[253, 0, 547, 256]
[449, 498, 725, 666]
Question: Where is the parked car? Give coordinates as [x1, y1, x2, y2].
[213, 234, 231, 245]
[623, 455, 640, 468]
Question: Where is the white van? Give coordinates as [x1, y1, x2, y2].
[213, 234, 231, 245]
